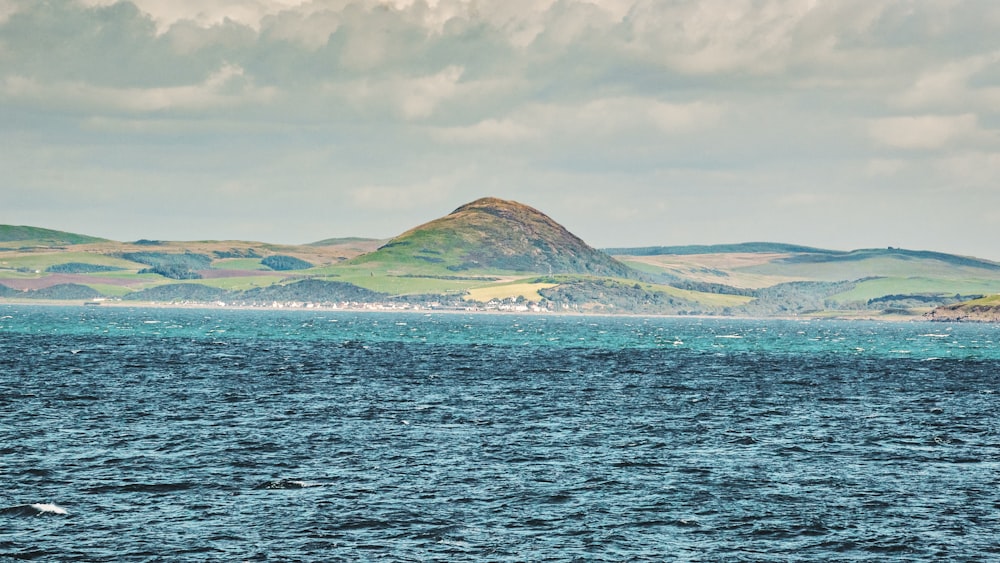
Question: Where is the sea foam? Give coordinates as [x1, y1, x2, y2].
[1, 503, 68, 516]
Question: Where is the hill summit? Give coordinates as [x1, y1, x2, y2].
[353, 197, 635, 277]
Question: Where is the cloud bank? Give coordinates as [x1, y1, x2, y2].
[1, 0, 998, 259]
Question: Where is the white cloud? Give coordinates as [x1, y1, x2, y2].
[0, 0, 23, 24]
[623, 0, 876, 75]
[896, 52, 1000, 112]
[2, 63, 275, 113]
[868, 114, 988, 150]
[252, 7, 342, 50]
[774, 192, 837, 208]
[324, 65, 473, 121]
[165, 17, 257, 54]
[399, 65, 465, 120]
[429, 97, 724, 154]
[525, 97, 726, 139]
[932, 151, 1000, 192]
[349, 170, 468, 211]
[865, 158, 906, 177]
[432, 118, 540, 143]
[647, 100, 725, 133]
[3, 0, 1000, 259]
[80, 0, 314, 33]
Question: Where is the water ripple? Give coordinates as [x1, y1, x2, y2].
[1, 307, 998, 560]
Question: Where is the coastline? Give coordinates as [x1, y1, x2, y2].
[0, 297, 944, 323]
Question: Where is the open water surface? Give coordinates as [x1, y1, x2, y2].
[1, 305, 999, 561]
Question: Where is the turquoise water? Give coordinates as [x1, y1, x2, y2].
[1, 306, 998, 561]
[2, 306, 997, 359]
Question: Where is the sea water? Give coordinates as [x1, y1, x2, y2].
[1, 305, 998, 561]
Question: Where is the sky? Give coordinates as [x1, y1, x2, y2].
[2, 0, 999, 259]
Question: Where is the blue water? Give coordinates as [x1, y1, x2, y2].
[1, 305, 998, 561]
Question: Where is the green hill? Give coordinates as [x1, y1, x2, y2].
[611, 242, 1000, 317]
[308, 237, 382, 247]
[605, 242, 833, 256]
[775, 248, 1000, 270]
[4, 203, 1000, 319]
[0, 225, 107, 247]
[349, 197, 636, 278]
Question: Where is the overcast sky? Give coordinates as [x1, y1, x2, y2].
[2, 0, 998, 259]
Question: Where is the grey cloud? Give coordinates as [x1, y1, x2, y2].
[1, 0, 999, 259]
[3, 1, 183, 86]
[3, 1, 981, 123]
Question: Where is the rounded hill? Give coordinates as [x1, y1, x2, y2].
[352, 197, 635, 277]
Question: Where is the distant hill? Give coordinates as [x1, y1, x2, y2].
[608, 243, 1000, 271]
[4, 204, 1000, 319]
[606, 242, 833, 256]
[775, 248, 1000, 270]
[350, 197, 636, 278]
[303, 237, 385, 260]
[308, 237, 382, 247]
[0, 225, 107, 247]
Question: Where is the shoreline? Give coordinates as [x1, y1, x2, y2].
[0, 298, 945, 323]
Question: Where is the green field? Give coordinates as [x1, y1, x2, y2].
[0, 252, 142, 272]
[183, 275, 288, 291]
[964, 294, 1000, 306]
[828, 277, 1000, 304]
[617, 255, 795, 289]
[78, 283, 135, 297]
[652, 283, 755, 307]
[0, 225, 107, 246]
[212, 258, 267, 270]
[4, 212, 1000, 317]
[743, 255, 1000, 283]
[465, 281, 558, 302]
[331, 269, 497, 296]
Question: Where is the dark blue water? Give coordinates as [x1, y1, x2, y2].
[2, 306, 998, 561]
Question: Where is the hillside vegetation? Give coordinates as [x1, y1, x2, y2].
[3, 198, 999, 319]
[351, 197, 635, 278]
[0, 225, 107, 247]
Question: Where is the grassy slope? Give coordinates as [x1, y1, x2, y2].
[653, 284, 753, 307]
[742, 255, 1000, 282]
[926, 293, 1000, 322]
[741, 254, 1000, 305]
[0, 236, 366, 295]
[465, 282, 559, 302]
[321, 264, 503, 296]
[7, 243, 998, 311]
[307, 237, 385, 251]
[212, 258, 268, 270]
[606, 242, 833, 256]
[0, 251, 142, 272]
[82, 283, 136, 297]
[181, 275, 289, 291]
[962, 294, 1000, 306]
[4, 214, 999, 315]
[618, 253, 799, 289]
[350, 198, 635, 279]
[458, 276, 754, 307]
[614, 248, 1000, 312]
[828, 277, 1000, 303]
[0, 225, 107, 246]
